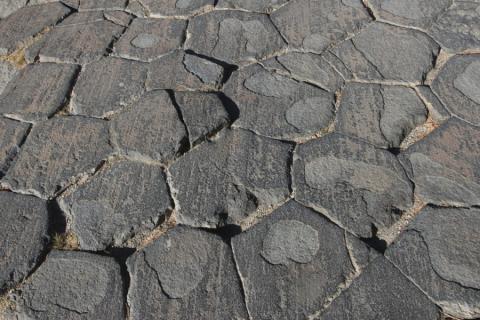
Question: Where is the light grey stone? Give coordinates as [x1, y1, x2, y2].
[140, 0, 214, 17]
[78, 0, 127, 11]
[0, 118, 29, 176]
[0, 0, 27, 19]
[103, 10, 132, 27]
[56, 11, 105, 26]
[0, 61, 18, 97]
[216, 0, 289, 13]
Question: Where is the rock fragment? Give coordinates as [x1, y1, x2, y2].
[216, 0, 289, 13]
[0, 118, 29, 176]
[140, 0, 214, 17]
[103, 10, 132, 27]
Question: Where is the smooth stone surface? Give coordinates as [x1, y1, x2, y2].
[216, 0, 289, 12]
[140, 0, 214, 17]
[182, 54, 223, 86]
[0, 118, 29, 176]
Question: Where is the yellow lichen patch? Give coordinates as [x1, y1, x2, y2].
[0, 294, 15, 315]
[51, 231, 79, 250]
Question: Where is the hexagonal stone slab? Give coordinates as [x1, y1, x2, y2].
[0, 118, 29, 176]
[110, 90, 187, 163]
[293, 133, 413, 238]
[127, 226, 248, 320]
[58, 160, 171, 250]
[12, 250, 124, 320]
[71, 57, 147, 118]
[271, 0, 371, 53]
[216, 0, 289, 13]
[0, 63, 78, 121]
[328, 22, 440, 82]
[386, 206, 480, 319]
[113, 18, 187, 62]
[0, 192, 49, 290]
[140, 0, 214, 17]
[2, 117, 113, 199]
[319, 257, 440, 320]
[399, 118, 480, 207]
[336, 83, 428, 148]
[0, 61, 18, 95]
[170, 128, 292, 228]
[185, 10, 286, 65]
[432, 54, 480, 126]
[224, 64, 336, 140]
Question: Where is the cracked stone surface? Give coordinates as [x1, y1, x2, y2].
[140, 0, 215, 17]
[217, 0, 289, 12]
[0, 118, 29, 176]
[0, 62, 18, 96]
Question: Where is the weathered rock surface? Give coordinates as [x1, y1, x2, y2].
[127, 226, 248, 320]
[0, 62, 17, 96]
[140, 0, 214, 17]
[217, 0, 289, 13]
[77, 0, 127, 11]
[416, 85, 451, 123]
[0, 0, 28, 19]
[103, 10, 132, 27]
[0, 118, 29, 176]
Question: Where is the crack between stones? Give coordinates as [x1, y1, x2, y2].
[230, 241, 254, 320]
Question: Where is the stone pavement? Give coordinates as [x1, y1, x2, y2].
[0, 0, 479, 319]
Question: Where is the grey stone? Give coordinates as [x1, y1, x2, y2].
[2, 117, 113, 198]
[110, 90, 187, 163]
[270, 0, 371, 52]
[78, 0, 127, 11]
[56, 11, 105, 26]
[185, 10, 286, 65]
[0, 0, 27, 19]
[103, 10, 132, 27]
[0, 63, 78, 121]
[140, 0, 214, 17]
[216, 0, 289, 13]
[71, 57, 147, 118]
[416, 85, 451, 123]
[170, 128, 291, 228]
[182, 54, 223, 86]
[113, 18, 187, 62]
[14, 250, 124, 320]
[0, 61, 18, 96]
[125, 0, 147, 17]
[293, 133, 413, 238]
[386, 206, 480, 319]
[319, 257, 440, 320]
[58, 160, 171, 250]
[0, 192, 49, 290]
[0, 118, 29, 176]
[127, 226, 248, 320]
[345, 232, 381, 271]
[398, 118, 480, 207]
[225, 64, 336, 140]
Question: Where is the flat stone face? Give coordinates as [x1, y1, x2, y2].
[270, 0, 371, 53]
[127, 226, 248, 320]
[140, 0, 214, 17]
[399, 118, 480, 207]
[78, 0, 127, 11]
[336, 83, 428, 148]
[0, 192, 49, 290]
[386, 206, 480, 319]
[113, 18, 187, 62]
[293, 133, 413, 238]
[224, 64, 336, 140]
[185, 10, 286, 65]
[216, 0, 289, 13]
[0, 0, 28, 19]
[110, 90, 187, 163]
[170, 129, 292, 228]
[0, 61, 17, 95]
[103, 10, 132, 27]
[2, 117, 113, 198]
[71, 57, 147, 118]
[14, 250, 124, 320]
[319, 257, 440, 320]
[0, 118, 29, 176]
[0, 63, 78, 121]
[432, 54, 480, 125]
[58, 160, 171, 250]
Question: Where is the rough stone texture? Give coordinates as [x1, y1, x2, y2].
[336, 83, 428, 148]
[217, 0, 289, 13]
[1, 117, 113, 199]
[386, 206, 480, 319]
[225, 64, 336, 140]
[185, 10, 286, 65]
[103, 10, 132, 27]
[416, 85, 451, 123]
[0, 0, 28, 19]
[58, 160, 171, 250]
[78, 0, 127, 11]
[293, 133, 413, 238]
[399, 118, 480, 207]
[0, 118, 29, 176]
[170, 128, 292, 228]
[271, 0, 371, 53]
[140, 0, 214, 17]
[0, 192, 49, 290]
[0, 62, 18, 96]
[127, 226, 248, 320]
[0, 63, 78, 121]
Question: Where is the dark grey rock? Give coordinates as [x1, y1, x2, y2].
[0, 0, 27, 19]
[185, 10, 286, 65]
[182, 54, 223, 86]
[103, 10, 132, 27]
[0, 192, 49, 290]
[170, 128, 292, 228]
[0, 118, 29, 176]
[386, 206, 480, 319]
[78, 0, 127, 11]
[0, 61, 18, 97]
[0, 63, 78, 121]
[140, 0, 214, 17]
[416, 85, 451, 123]
[345, 232, 381, 271]
[216, 0, 289, 13]
[2, 117, 113, 199]
[293, 133, 413, 238]
[127, 226, 248, 320]
[56, 11, 105, 26]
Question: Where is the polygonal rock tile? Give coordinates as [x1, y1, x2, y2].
[11, 250, 124, 320]
[127, 227, 248, 320]
[0, 62, 18, 96]
[0, 192, 49, 290]
[0, 0, 28, 19]
[57, 160, 171, 250]
[327, 22, 440, 82]
[185, 10, 286, 65]
[224, 64, 336, 140]
[319, 257, 440, 320]
[71, 57, 147, 118]
[0, 3, 70, 55]
[169, 128, 292, 228]
[0, 63, 78, 121]
[113, 18, 187, 62]
[293, 133, 413, 238]
[2, 117, 113, 199]
[270, 0, 371, 53]
[110, 90, 187, 163]
[432, 54, 480, 126]
[140, 0, 214, 17]
[386, 206, 480, 319]
[336, 83, 428, 148]
[398, 118, 480, 207]
[216, 0, 289, 13]
[0, 118, 29, 176]
[78, 0, 127, 11]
